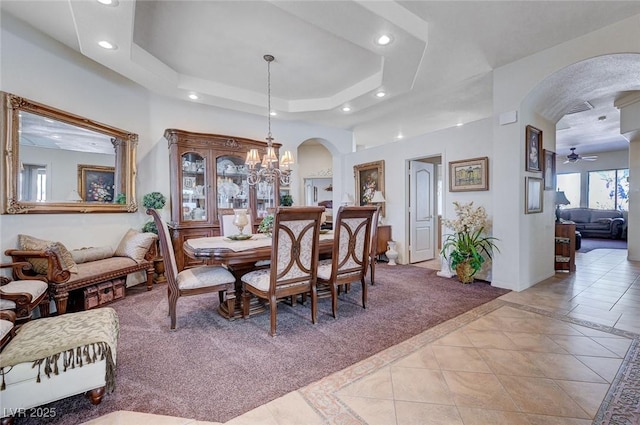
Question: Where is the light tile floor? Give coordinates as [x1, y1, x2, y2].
[84, 248, 639, 425]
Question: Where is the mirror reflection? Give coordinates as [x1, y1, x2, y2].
[2, 92, 138, 214]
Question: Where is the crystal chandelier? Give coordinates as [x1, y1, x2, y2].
[245, 54, 294, 187]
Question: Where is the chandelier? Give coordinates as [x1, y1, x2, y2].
[245, 54, 294, 187]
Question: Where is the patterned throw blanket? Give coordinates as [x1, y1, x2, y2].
[0, 308, 119, 392]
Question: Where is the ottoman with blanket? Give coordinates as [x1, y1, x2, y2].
[0, 308, 119, 424]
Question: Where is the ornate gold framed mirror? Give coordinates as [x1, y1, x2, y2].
[1, 92, 138, 213]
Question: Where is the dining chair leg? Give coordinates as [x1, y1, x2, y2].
[310, 285, 318, 324]
[331, 283, 338, 319]
[361, 277, 367, 309]
[38, 299, 50, 318]
[168, 287, 179, 329]
[242, 289, 251, 319]
[269, 295, 277, 337]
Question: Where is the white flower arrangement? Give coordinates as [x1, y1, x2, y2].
[442, 201, 489, 234]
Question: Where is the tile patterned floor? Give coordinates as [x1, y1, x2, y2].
[84, 248, 639, 425]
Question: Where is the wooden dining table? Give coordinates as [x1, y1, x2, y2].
[183, 232, 334, 318]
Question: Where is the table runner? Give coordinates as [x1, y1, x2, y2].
[186, 232, 333, 252]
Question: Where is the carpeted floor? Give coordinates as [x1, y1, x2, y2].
[14, 264, 509, 425]
[578, 237, 628, 253]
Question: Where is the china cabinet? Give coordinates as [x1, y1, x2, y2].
[165, 129, 281, 270]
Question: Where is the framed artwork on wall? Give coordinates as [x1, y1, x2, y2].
[526, 125, 542, 172]
[78, 165, 116, 202]
[354, 160, 385, 216]
[525, 176, 543, 214]
[448, 156, 489, 192]
[543, 149, 556, 190]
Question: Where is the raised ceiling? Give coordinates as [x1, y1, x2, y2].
[2, 0, 640, 155]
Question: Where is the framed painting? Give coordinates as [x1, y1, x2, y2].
[354, 160, 385, 216]
[448, 156, 489, 192]
[78, 165, 116, 202]
[526, 125, 542, 172]
[543, 149, 556, 190]
[525, 176, 543, 214]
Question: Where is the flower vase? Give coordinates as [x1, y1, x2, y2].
[386, 241, 398, 266]
[455, 260, 475, 284]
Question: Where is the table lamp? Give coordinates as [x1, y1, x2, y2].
[555, 191, 570, 222]
[370, 190, 386, 225]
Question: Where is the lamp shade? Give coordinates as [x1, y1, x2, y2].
[555, 191, 570, 206]
[370, 191, 386, 203]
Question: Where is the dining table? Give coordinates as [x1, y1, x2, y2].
[183, 232, 334, 318]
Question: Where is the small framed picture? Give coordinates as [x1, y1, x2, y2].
[543, 149, 556, 190]
[448, 157, 489, 192]
[354, 160, 385, 217]
[525, 176, 543, 214]
[526, 125, 542, 172]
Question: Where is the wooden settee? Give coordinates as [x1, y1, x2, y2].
[5, 234, 156, 315]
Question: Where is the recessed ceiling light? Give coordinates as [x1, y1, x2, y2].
[270, 111, 277, 116]
[376, 91, 386, 98]
[98, 40, 117, 50]
[341, 106, 351, 112]
[97, 0, 119, 6]
[376, 34, 392, 46]
[598, 115, 607, 121]
[396, 133, 404, 139]
[456, 122, 464, 127]
[188, 94, 198, 100]
[52, 135, 61, 139]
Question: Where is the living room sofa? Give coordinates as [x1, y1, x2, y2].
[557, 208, 625, 239]
[4, 230, 157, 315]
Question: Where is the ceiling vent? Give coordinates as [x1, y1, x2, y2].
[565, 101, 594, 115]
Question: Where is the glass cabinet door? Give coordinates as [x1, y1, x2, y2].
[216, 155, 249, 211]
[182, 152, 206, 221]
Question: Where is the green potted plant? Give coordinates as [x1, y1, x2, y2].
[142, 192, 167, 283]
[441, 201, 499, 283]
[258, 214, 274, 237]
[280, 194, 293, 206]
[141, 192, 167, 235]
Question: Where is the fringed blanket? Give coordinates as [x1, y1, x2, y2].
[0, 308, 119, 392]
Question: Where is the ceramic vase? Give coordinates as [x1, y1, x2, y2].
[386, 241, 398, 266]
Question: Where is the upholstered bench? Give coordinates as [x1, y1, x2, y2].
[5, 230, 157, 314]
[0, 308, 119, 424]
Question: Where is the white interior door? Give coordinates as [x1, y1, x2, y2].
[410, 161, 435, 263]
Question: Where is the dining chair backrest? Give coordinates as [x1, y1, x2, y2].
[269, 206, 324, 294]
[147, 209, 179, 289]
[219, 208, 254, 236]
[330, 206, 377, 280]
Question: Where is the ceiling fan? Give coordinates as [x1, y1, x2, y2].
[564, 147, 598, 164]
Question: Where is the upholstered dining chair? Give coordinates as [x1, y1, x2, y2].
[147, 209, 236, 329]
[317, 206, 377, 318]
[0, 261, 50, 321]
[240, 206, 324, 336]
